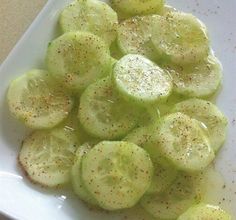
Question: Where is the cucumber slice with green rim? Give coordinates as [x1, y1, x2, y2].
[117, 15, 161, 61]
[82, 141, 153, 210]
[163, 55, 222, 98]
[7, 69, 73, 129]
[173, 99, 228, 152]
[151, 12, 210, 64]
[46, 32, 111, 91]
[111, 0, 164, 16]
[149, 112, 215, 172]
[124, 126, 178, 194]
[71, 143, 98, 206]
[141, 172, 204, 220]
[19, 126, 79, 187]
[60, 0, 118, 46]
[177, 203, 232, 220]
[79, 77, 140, 140]
[113, 54, 172, 105]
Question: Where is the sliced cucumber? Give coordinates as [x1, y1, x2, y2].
[148, 112, 215, 172]
[7, 69, 73, 129]
[111, 0, 164, 16]
[141, 172, 204, 219]
[117, 15, 161, 61]
[173, 99, 228, 152]
[60, 0, 118, 46]
[151, 12, 210, 64]
[46, 32, 111, 91]
[19, 126, 79, 187]
[124, 126, 152, 148]
[113, 54, 172, 104]
[71, 143, 98, 206]
[124, 126, 178, 194]
[79, 77, 140, 140]
[82, 141, 153, 210]
[147, 161, 178, 194]
[178, 203, 232, 220]
[163, 55, 222, 98]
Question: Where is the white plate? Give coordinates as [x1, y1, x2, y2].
[0, 0, 236, 219]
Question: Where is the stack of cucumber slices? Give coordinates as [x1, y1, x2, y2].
[6, 0, 232, 219]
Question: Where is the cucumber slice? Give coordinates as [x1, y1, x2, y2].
[124, 126, 178, 194]
[19, 126, 79, 187]
[117, 15, 161, 61]
[141, 172, 204, 220]
[177, 203, 232, 220]
[46, 32, 111, 91]
[60, 0, 118, 46]
[147, 161, 178, 194]
[173, 99, 228, 152]
[111, 0, 164, 16]
[113, 54, 172, 104]
[81, 141, 153, 210]
[148, 112, 215, 172]
[7, 69, 73, 129]
[151, 12, 210, 64]
[163, 55, 222, 98]
[79, 77, 140, 139]
[124, 126, 152, 148]
[71, 143, 98, 206]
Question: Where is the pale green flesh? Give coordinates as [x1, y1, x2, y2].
[46, 32, 111, 91]
[173, 99, 228, 153]
[79, 77, 140, 140]
[60, 0, 118, 46]
[113, 54, 172, 104]
[7, 69, 73, 129]
[146, 112, 215, 172]
[151, 11, 210, 64]
[82, 141, 153, 210]
[141, 172, 206, 220]
[19, 126, 79, 187]
[162, 55, 222, 98]
[117, 15, 162, 61]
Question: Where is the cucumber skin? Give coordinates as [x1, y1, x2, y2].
[71, 145, 99, 206]
[111, 0, 164, 16]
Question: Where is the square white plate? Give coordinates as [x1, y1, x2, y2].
[0, 0, 236, 219]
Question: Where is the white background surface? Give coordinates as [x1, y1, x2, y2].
[0, 0, 236, 219]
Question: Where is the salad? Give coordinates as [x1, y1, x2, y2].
[6, 0, 232, 219]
